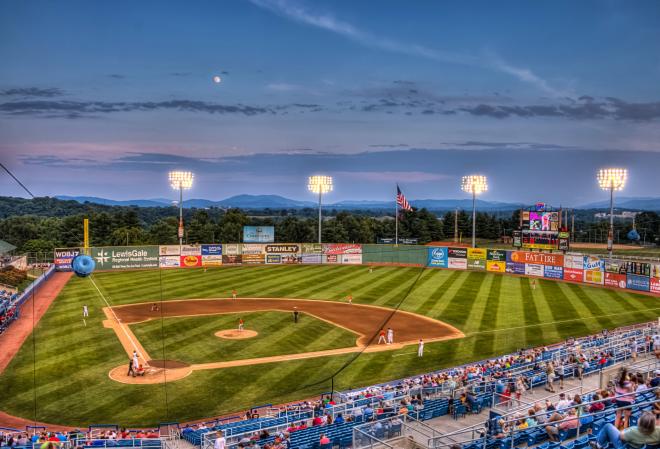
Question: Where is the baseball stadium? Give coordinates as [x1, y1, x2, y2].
[3, 2, 660, 449]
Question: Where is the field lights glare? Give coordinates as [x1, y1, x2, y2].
[461, 175, 488, 195]
[597, 168, 627, 191]
[169, 171, 194, 190]
[308, 175, 333, 194]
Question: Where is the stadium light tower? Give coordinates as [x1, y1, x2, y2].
[461, 175, 488, 248]
[308, 175, 333, 244]
[597, 168, 627, 258]
[169, 171, 194, 246]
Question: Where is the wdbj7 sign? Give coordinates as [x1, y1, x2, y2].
[54, 248, 81, 271]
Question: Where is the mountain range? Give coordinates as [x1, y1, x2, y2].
[54, 195, 660, 211]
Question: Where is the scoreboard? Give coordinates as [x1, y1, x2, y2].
[514, 203, 569, 251]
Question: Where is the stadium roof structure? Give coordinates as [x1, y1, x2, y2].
[0, 240, 16, 255]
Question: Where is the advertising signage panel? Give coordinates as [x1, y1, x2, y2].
[201, 245, 222, 256]
[427, 247, 448, 268]
[180, 255, 202, 268]
[544, 265, 563, 279]
[486, 260, 506, 272]
[448, 247, 468, 259]
[54, 248, 80, 271]
[93, 246, 159, 270]
[201, 255, 223, 266]
[243, 226, 275, 243]
[467, 248, 487, 260]
[467, 259, 486, 270]
[448, 258, 468, 270]
[605, 272, 626, 289]
[323, 244, 362, 255]
[159, 256, 180, 268]
[626, 274, 650, 292]
[159, 245, 180, 256]
[509, 251, 563, 267]
[180, 245, 201, 256]
[564, 254, 584, 269]
[563, 268, 583, 282]
[506, 262, 525, 274]
[487, 250, 507, 261]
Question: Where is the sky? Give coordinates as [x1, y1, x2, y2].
[1, 0, 659, 206]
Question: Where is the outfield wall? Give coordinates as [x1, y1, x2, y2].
[54, 244, 660, 294]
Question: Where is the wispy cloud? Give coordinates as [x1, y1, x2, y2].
[0, 87, 66, 98]
[249, 0, 566, 96]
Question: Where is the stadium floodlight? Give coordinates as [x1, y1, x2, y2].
[461, 175, 488, 248]
[597, 168, 627, 258]
[169, 171, 194, 246]
[308, 175, 333, 244]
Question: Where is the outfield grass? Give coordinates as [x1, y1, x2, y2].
[0, 265, 658, 427]
[130, 311, 358, 364]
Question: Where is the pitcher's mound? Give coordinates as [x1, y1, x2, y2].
[215, 329, 258, 339]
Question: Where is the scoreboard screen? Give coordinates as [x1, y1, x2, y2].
[525, 211, 559, 231]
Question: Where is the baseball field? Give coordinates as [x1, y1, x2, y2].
[0, 264, 658, 427]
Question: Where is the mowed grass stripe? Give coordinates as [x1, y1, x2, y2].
[478, 274, 503, 332]
[560, 283, 616, 331]
[354, 268, 420, 304]
[538, 281, 590, 337]
[519, 277, 545, 343]
[436, 272, 487, 329]
[375, 268, 427, 307]
[412, 270, 463, 316]
[267, 266, 358, 298]
[426, 271, 473, 318]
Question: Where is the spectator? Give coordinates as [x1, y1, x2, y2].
[590, 412, 660, 449]
[613, 368, 635, 429]
[545, 408, 578, 442]
[319, 434, 330, 445]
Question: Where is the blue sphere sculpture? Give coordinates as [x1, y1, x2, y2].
[72, 255, 96, 277]
[627, 229, 640, 241]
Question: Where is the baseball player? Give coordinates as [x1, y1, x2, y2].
[238, 318, 244, 332]
[369, 266, 373, 273]
[418, 339, 424, 357]
[232, 289, 237, 300]
[386, 327, 394, 345]
[377, 329, 386, 344]
[293, 307, 299, 323]
[531, 279, 536, 290]
[82, 305, 89, 317]
[150, 303, 159, 312]
[347, 294, 353, 305]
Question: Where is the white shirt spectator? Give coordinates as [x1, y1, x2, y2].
[214, 435, 226, 449]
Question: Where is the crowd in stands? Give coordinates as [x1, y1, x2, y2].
[0, 429, 163, 449]
[0, 288, 19, 334]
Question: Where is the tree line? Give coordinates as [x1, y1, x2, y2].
[0, 196, 658, 256]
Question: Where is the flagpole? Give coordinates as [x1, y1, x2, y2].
[395, 184, 399, 247]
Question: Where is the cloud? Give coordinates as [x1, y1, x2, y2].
[334, 170, 450, 182]
[170, 72, 193, 77]
[107, 74, 126, 79]
[0, 99, 324, 118]
[248, 0, 565, 96]
[0, 87, 66, 98]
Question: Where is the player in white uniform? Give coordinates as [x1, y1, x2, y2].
[386, 328, 394, 345]
[83, 305, 89, 317]
[417, 339, 424, 357]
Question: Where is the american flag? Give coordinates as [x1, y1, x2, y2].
[396, 185, 412, 211]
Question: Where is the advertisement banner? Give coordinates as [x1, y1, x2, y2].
[201, 255, 223, 266]
[93, 246, 159, 270]
[180, 255, 202, 267]
[302, 254, 323, 264]
[54, 248, 81, 271]
[324, 254, 340, 264]
[487, 249, 507, 261]
[180, 245, 202, 256]
[651, 278, 660, 294]
[448, 247, 468, 259]
[222, 254, 242, 264]
[427, 247, 448, 268]
[301, 243, 323, 264]
[652, 263, 660, 280]
[242, 253, 265, 264]
[467, 248, 487, 260]
[266, 254, 282, 264]
[525, 263, 545, 277]
[159, 245, 180, 256]
[341, 254, 363, 264]
[265, 244, 300, 253]
[243, 226, 275, 243]
[467, 259, 486, 270]
[506, 262, 526, 274]
[448, 258, 468, 270]
[564, 254, 584, 269]
[509, 251, 563, 267]
[544, 265, 563, 279]
[201, 244, 222, 256]
[626, 274, 650, 292]
[241, 244, 265, 255]
[223, 244, 241, 255]
[301, 243, 323, 254]
[583, 256, 604, 271]
[605, 272, 627, 289]
[323, 244, 362, 255]
[563, 268, 584, 282]
[584, 269, 604, 285]
[159, 256, 180, 268]
[604, 259, 624, 273]
[486, 260, 506, 273]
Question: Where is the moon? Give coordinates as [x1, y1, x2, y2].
[212, 75, 222, 84]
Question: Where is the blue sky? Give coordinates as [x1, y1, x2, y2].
[1, 0, 659, 205]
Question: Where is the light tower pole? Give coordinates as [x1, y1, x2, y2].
[597, 168, 627, 258]
[461, 175, 488, 248]
[308, 175, 333, 244]
[168, 171, 194, 246]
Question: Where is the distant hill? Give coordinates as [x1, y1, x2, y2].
[56, 194, 525, 211]
[579, 197, 660, 211]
